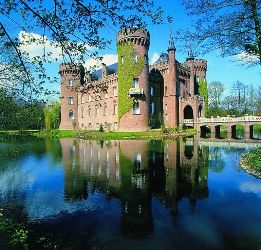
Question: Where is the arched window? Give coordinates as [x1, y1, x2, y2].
[68, 97, 73, 105]
[133, 52, 138, 63]
[133, 100, 140, 115]
[150, 86, 155, 96]
[81, 106, 84, 118]
[113, 101, 117, 115]
[104, 102, 107, 116]
[69, 110, 74, 120]
[95, 104, 99, 116]
[133, 78, 139, 88]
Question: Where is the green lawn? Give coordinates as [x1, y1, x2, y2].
[241, 147, 261, 178]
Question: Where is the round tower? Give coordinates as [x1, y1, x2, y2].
[116, 27, 150, 131]
[59, 63, 84, 130]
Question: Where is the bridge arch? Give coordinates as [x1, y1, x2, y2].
[184, 105, 194, 119]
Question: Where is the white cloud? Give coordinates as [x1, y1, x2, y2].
[239, 181, 261, 198]
[150, 52, 160, 64]
[19, 31, 92, 62]
[83, 54, 118, 71]
[235, 52, 259, 63]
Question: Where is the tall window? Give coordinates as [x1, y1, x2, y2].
[104, 102, 107, 116]
[133, 53, 138, 63]
[165, 86, 168, 96]
[150, 101, 156, 114]
[113, 101, 117, 115]
[113, 87, 117, 96]
[81, 106, 84, 118]
[150, 86, 155, 96]
[69, 110, 74, 120]
[95, 105, 99, 116]
[68, 97, 73, 105]
[68, 79, 73, 86]
[133, 100, 140, 114]
[133, 78, 139, 88]
[88, 105, 91, 116]
[81, 94, 84, 104]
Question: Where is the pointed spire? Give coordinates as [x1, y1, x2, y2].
[168, 31, 176, 51]
[187, 47, 195, 60]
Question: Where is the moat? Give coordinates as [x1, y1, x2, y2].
[0, 137, 260, 249]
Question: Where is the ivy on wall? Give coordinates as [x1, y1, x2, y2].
[198, 78, 208, 114]
[117, 43, 145, 122]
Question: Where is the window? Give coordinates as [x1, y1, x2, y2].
[68, 97, 74, 105]
[88, 94, 92, 102]
[95, 105, 99, 116]
[113, 101, 117, 115]
[69, 110, 74, 120]
[113, 87, 117, 96]
[133, 78, 139, 88]
[68, 79, 73, 86]
[121, 56, 124, 64]
[104, 102, 107, 116]
[133, 100, 140, 115]
[196, 76, 199, 83]
[81, 106, 84, 118]
[105, 92, 108, 99]
[150, 86, 155, 96]
[165, 86, 168, 96]
[150, 101, 156, 114]
[133, 53, 138, 63]
[81, 95, 84, 104]
[88, 105, 91, 116]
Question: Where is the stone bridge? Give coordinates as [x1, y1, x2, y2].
[183, 115, 261, 139]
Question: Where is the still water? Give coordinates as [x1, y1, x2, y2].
[0, 137, 261, 249]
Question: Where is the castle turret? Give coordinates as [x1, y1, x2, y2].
[59, 63, 84, 130]
[163, 32, 178, 127]
[186, 48, 195, 95]
[116, 27, 150, 131]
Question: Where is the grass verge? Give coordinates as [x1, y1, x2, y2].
[240, 147, 261, 178]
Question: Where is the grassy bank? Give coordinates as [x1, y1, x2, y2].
[240, 147, 261, 178]
[0, 128, 197, 140]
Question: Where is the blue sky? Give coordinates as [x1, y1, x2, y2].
[17, 0, 260, 97]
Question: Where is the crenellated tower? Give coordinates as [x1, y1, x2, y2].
[59, 63, 84, 130]
[163, 32, 178, 127]
[116, 27, 150, 131]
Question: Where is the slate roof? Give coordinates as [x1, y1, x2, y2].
[91, 63, 118, 80]
[154, 53, 169, 65]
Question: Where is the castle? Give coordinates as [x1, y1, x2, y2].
[59, 27, 207, 131]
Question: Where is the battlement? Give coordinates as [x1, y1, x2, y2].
[117, 26, 150, 48]
[194, 59, 207, 71]
[59, 63, 84, 76]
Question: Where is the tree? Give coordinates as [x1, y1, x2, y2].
[231, 80, 248, 113]
[198, 78, 208, 113]
[0, 0, 165, 98]
[208, 81, 225, 109]
[43, 101, 60, 130]
[182, 0, 261, 66]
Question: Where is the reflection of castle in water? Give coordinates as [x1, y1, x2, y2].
[61, 139, 209, 236]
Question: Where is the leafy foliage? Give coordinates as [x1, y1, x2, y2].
[181, 0, 261, 66]
[117, 43, 145, 121]
[43, 101, 60, 130]
[0, 88, 44, 130]
[198, 78, 208, 113]
[0, 0, 165, 99]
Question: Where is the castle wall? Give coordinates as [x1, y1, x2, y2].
[78, 74, 118, 130]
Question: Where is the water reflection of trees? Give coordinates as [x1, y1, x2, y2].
[61, 138, 210, 236]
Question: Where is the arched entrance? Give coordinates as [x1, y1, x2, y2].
[184, 105, 194, 119]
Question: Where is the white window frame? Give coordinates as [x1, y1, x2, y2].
[68, 97, 74, 105]
[133, 100, 140, 115]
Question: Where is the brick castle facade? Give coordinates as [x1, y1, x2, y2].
[59, 27, 207, 131]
